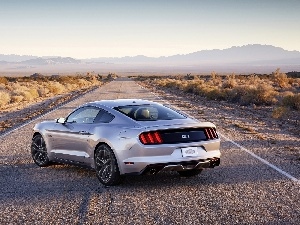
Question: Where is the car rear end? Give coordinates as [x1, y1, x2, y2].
[111, 101, 221, 176]
[117, 121, 221, 175]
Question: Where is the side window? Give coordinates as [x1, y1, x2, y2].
[66, 107, 101, 124]
[94, 110, 114, 123]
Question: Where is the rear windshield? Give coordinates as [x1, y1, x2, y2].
[113, 104, 186, 121]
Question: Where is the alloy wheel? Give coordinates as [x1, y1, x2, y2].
[31, 134, 50, 166]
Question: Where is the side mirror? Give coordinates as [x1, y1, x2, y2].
[56, 118, 66, 124]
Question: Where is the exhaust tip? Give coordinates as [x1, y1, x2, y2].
[149, 169, 157, 175]
[209, 158, 220, 168]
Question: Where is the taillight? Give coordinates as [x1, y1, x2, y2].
[204, 127, 218, 140]
[139, 131, 163, 145]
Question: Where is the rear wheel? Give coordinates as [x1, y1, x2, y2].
[94, 144, 122, 186]
[31, 134, 50, 167]
[177, 169, 202, 177]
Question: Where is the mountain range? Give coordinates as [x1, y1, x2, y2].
[1, 44, 300, 74]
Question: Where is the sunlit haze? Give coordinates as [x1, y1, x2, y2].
[1, 0, 299, 59]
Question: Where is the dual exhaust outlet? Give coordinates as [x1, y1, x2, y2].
[147, 158, 220, 175]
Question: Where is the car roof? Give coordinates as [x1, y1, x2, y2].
[85, 99, 158, 109]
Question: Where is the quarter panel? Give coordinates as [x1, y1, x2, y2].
[88, 124, 144, 168]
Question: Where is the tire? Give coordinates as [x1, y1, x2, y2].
[177, 169, 202, 177]
[94, 144, 122, 186]
[31, 134, 50, 167]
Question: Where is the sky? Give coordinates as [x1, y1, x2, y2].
[0, 0, 300, 59]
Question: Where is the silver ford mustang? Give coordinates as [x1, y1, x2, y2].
[31, 99, 221, 185]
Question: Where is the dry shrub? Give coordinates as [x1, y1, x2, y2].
[248, 75, 261, 86]
[185, 74, 198, 80]
[5, 84, 14, 92]
[162, 79, 176, 88]
[211, 76, 222, 86]
[191, 84, 210, 96]
[88, 75, 99, 82]
[9, 83, 36, 101]
[272, 93, 300, 119]
[154, 79, 166, 87]
[0, 75, 99, 109]
[272, 106, 288, 119]
[107, 73, 118, 80]
[57, 76, 75, 84]
[0, 83, 6, 91]
[206, 88, 227, 100]
[11, 95, 24, 103]
[227, 86, 246, 103]
[210, 71, 222, 86]
[65, 83, 77, 91]
[272, 68, 290, 88]
[211, 71, 217, 80]
[28, 88, 40, 98]
[276, 74, 290, 88]
[21, 91, 34, 101]
[222, 75, 237, 89]
[156, 79, 179, 89]
[279, 91, 294, 98]
[281, 93, 300, 110]
[46, 82, 65, 95]
[9, 82, 25, 92]
[0, 77, 8, 85]
[152, 75, 283, 106]
[228, 84, 277, 105]
[37, 87, 50, 97]
[183, 80, 203, 93]
[0, 91, 11, 107]
[26, 80, 38, 87]
[76, 79, 90, 88]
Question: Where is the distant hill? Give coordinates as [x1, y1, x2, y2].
[1, 44, 300, 73]
[22, 57, 81, 65]
[0, 54, 37, 62]
[0, 55, 81, 64]
[85, 44, 300, 64]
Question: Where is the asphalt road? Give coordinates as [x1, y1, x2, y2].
[0, 78, 299, 224]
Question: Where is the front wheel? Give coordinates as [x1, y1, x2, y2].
[31, 134, 50, 167]
[177, 169, 202, 177]
[94, 144, 122, 186]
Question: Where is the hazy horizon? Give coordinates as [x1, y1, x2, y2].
[1, 0, 300, 58]
[1, 44, 299, 60]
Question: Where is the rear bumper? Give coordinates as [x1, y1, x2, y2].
[121, 149, 221, 175]
[118, 144, 221, 175]
[139, 157, 220, 175]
